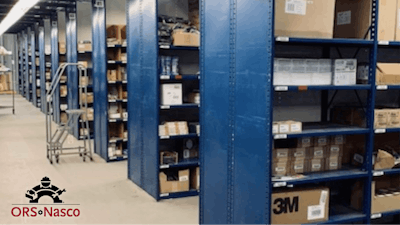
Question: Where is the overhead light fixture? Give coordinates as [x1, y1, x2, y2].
[0, 0, 41, 36]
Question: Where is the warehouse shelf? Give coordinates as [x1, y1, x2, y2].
[373, 168, 400, 176]
[159, 45, 199, 50]
[108, 99, 127, 103]
[160, 158, 199, 169]
[371, 210, 400, 220]
[107, 60, 126, 64]
[160, 74, 200, 80]
[160, 104, 199, 109]
[109, 118, 128, 123]
[275, 36, 374, 46]
[376, 85, 400, 90]
[374, 127, 400, 134]
[159, 190, 199, 200]
[160, 134, 199, 140]
[109, 138, 128, 143]
[107, 43, 127, 48]
[274, 85, 372, 92]
[108, 154, 128, 162]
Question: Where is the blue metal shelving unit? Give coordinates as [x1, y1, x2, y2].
[30, 25, 38, 107]
[18, 33, 24, 96]
[126, 0, 200, 200]
[39, 22, 46, 113]
[24, 30, 29, 101]
[50, 15, 60, 124]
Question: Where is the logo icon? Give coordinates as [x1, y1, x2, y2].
[25, 177, 66, 203]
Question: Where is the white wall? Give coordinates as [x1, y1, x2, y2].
[77, 1, 92, 41]
[58, 11, 66, 43]
[106, 0, 126, 24]
[159, 0, 189, 20]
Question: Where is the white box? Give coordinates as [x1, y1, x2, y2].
[159, 125, 168, 136]
[278, 122, 290, 134]
[273, 122, 279, 134]
[60, 104, 68, 111]
[161, 84, 182, 105]
[332, 59, 357, 86]
[109, 113, 121, 119]
[289, 121, 302, 133]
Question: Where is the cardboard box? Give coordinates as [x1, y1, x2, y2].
[308, 147, 325, 159]
[161, 84, 183, 105]
[289, 120, 302, 133]
[314, 136, 329, 147]
[159, 169, 190, 194]
[297, 137, 313, 148]
[271, 187, 329, 224]
[325, 156, 342, 171]
[387, 109, 400, 128]
[78, 42, 92, 52]
[374, 150, 395, 170]
[292, 148, 307, 159]
[396, 0, 400, 41]
[60, 85, 67, 97]
[376, 63, 400, 85]
[108, 70, 118, 81]
[331, 106, 366, 128]
[107, 25, 126, 44]
[81, 108, 94, 121]
[78, 61, 88, 68]
[273, 122, 279, 134]
[334, 0, 397, 41]
[172, 29, 200, 47]
[81, 93, 94, 104]
[275, 0, 336, 38]
[80, 77, 89, 86]
[59, 42, 66, 54]
[273, 148, 290, 162]
[190, 167, 200, 190]
[278, 121, 290, 134]
[188, 92, 200, 104]
[159, 125, 168, 136]
[163, 121, 189, 136]
[60, 113, 68, 124]
[272, 161, 289, 176]
[331, 135, 346, 145]
[290, 158, 307, 175]
[80, 128, 89, 136]
[310, 158, 324, 172]
[160, 151, 178, 165]
[183, 149, 198, 159]
[375, 109, 389, 129]
[326, 145, 343, 157]
[332, 59, 357, 86]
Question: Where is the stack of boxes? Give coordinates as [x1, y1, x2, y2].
[375, 109, 400, 129]
[159, 121, 189, 137]
[273, 120, 302, 134]
[272, 135, 344, 177]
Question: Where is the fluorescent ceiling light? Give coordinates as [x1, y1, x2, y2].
[0, 0, 41, 36]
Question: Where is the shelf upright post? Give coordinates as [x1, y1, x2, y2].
[24, 29, 30, 101]
[18, 33, 23, 95]
[50, 15, 60, 124]
[31, 25, 37, 106]
[200, 0, 274, 223]
[66, 5, 79, 138]
[39, 22, 46, 113]
[364, 0, 379, 223]
[126, 0, 159, 199]
[92, 0, 108, 159]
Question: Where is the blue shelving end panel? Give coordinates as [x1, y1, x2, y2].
[126, 0, 159, 200]
[39, 24, 46, 113]
[51, 17, 60, 124]
[31, 26, 37, 107]
[24, 30, 30, 101]
[200, 0, 274, 224]
[66, 7, 79, 138]
[92, 0, 108, 160]
[18, 33, 23, 95]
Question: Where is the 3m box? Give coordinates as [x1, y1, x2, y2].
[291, 148, 307, 159]
[326, 145, 343, 157]
[159, 169, 189, 194]
[290, 158, 307, 174]
[387, 109, 400, 128]
[275, 0, 336, 38]
[161, 83, 183, 105]
[376, 63, 400, 85]
[375, 109, 389, 129]
[309, 158, 324, 172]
[271, 187, 329, 224]
[325, 156, 342, 171]
[334, 0, 397, 41]
[308, 147, 325, 159]
[272, 161, 289, 176]
[314, 136, 329, 147]
[332, 59, 357, 86]
[297, 137, 313, 148]
[273, 148, 290, 162]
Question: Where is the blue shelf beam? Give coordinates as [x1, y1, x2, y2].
[51, 16, 60, 124]
[159, 190, 199, 200]
[92, 0, 109, 161]
[66, 7, 79, 138]
[39, 23, 46, 113]
[274, 85, 372, 92]
[275, 37, 374, 46]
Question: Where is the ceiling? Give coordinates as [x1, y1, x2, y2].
[0, 0, 78, 34]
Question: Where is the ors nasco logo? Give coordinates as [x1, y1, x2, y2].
[11, 177, 81, 218]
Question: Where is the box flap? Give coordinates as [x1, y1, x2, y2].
[377, 63, 400, 75]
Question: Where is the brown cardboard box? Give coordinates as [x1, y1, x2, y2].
[297, 137, 313, 148]
[325, 157, 342, 171]
[159, 169, 190, 194]
[387, 109, 400, 128]
[78, 42, 92, 52]
[271, 187, 329, 224]
[314, 136, 329, 147]
[290, 158, 307, 175]
[278, 121, 290, 134]
[331, 135, 346, 145]
[81, 93, 93, 104]
[334, 0, 397, 41]
[289, 120, 302, 133]
[275, 0, 335, 38]
[272, 161, 289, 176]
[273, 122, 279, 134]
[308, 147, 325, 159]
[81, 77, 89, 86]
[376, 63, 400, 85]
[78, 61, 88, 68]
[291, 148, 307, 159]
[375, 109, 389, 129]
[60, 85, 67, 97]
[172, 29, 200, 47]
[108, 70, 118, 81]
[190, 167, 200, 190]
[273, 148, 290, 162]
[326, 145, 343, 157]
[60, 113, 68, 124]
[331, 106, 366, 127]
[374, 150, 395, 170]
[107, 48, 121, 60]
[81, 108, 94, 121]
[107, 25, 126, 44]
[59, 42, 66, 54]
[160, 151, 178, 165]
[396, 0, 400, 40]
[310, 158, 324, 172]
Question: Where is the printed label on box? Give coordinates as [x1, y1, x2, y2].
[307, 205, 325, 221]
[277, 152, 288, 157]
[294, 165, 304, 170]
[312, 164, 321, 169]
[275, 167, 286, 172]
[337, 11, 351, 25]
[330, 146, 340, 153]
[330, 162, 338, 167]
[179, 175, 189, 182]
[354, 154, 364, 164]
[294, 152, 304, 157]
[314, 150, 323, 157]
[285, 0, 307, 16]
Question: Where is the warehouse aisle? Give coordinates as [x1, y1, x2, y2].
[0, 95, 198, 224]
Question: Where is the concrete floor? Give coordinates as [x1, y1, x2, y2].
[0, 95, 198, 224]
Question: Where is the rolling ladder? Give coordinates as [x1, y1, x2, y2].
[45, 63, 92, 164]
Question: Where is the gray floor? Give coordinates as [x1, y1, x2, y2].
[0, 95, 198, 224]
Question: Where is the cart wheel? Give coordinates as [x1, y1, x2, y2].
[56, 158, 59, 164]
[83, 157, 86, 162]
[79, 153, 82, 157]
[49, 160, 53, 164]
[90, 157, 93, 161]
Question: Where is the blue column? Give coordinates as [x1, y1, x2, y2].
[39, 23, 46, 113]
[200, 0, 274, 223]
[24, 30, 30, 100]
[51, 16, 60, 123]
[31, 25, 37, 106]
[66, 6, 79, 138]
[92, 0, 108, 159]
[18, 33, 23, 95]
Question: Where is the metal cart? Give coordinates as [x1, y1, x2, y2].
[45, 63, 92, 164]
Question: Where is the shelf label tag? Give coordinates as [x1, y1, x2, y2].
[377, 85, 388, 90]
[276, 36, 290, 42]
[160, 136, 170, 140]
[373, 171, 384, 177]
[160, 75, 169, 80]
[160, 45, 170, 49]
[274, 134, 288, 140]
[371, 213, 382, 219]
[160, 193, 169, 197]
[375, 129, 386, 134]
[275, 86, 289, 91]
[108, 60, 115, 64]
[273, 182, 287, 188]
[160, 105, 170, 109]
[160, 165, 170, 169]
[379, 41, 390, 45]
[110, 119, 116, 122]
